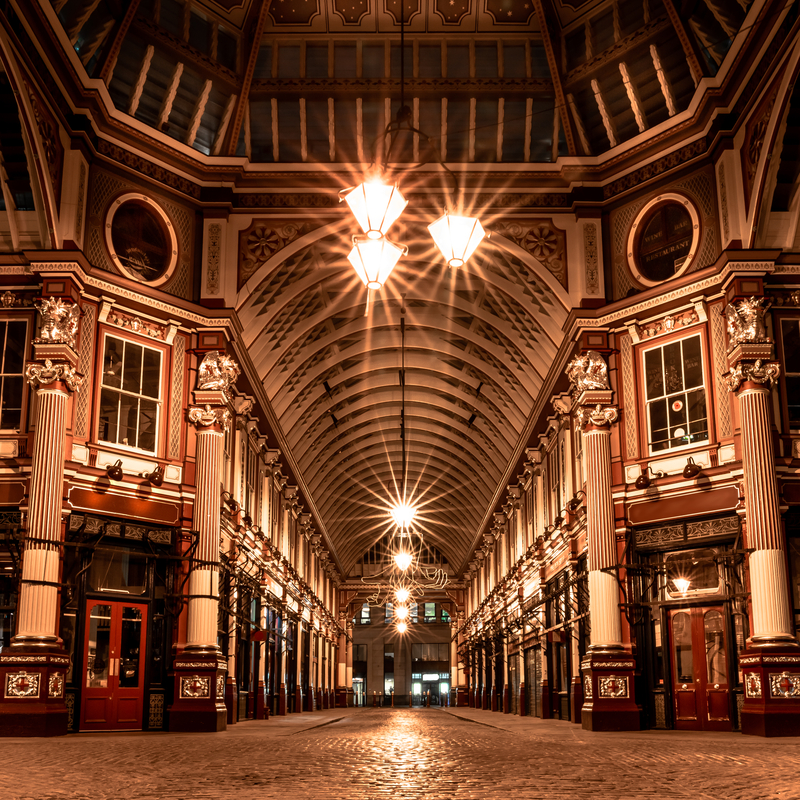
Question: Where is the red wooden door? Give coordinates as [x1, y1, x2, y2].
[669, 606, 731, 732]
[80, 601, 147, 731]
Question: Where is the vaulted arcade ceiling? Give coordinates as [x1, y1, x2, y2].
[31, 0, 759, 576]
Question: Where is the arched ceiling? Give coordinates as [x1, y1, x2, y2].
[237, 226, 568, 574]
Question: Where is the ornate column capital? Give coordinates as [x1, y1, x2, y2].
[188, 404, 231, 431]
[724, 359, 780, 392]
[576, 403, 619, 430]
[25, 359, 82, 392]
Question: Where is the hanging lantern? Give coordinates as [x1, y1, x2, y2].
[395, 587, 410, 603]
[340, 181, 408, 240]
[428, 212, 486, 268]
[347, 235, 408, 290]
[394, 550, 413, 571]
[390, 502, 417, 529]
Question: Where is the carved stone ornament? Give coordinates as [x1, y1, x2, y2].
[566, 350, 610, 395]
[577, 403, 619, 429]
[769, 672, 800, 699]
[723, 359, 780, 392]
[598, 675, 629, 699]
[48, 672, 65, 698]
[180, 675, 211, 699]
[216, 673, 225, 699]
[583, 674, 593, 700]
[725, 296, 771, 350]
[35, 297, 80, 349]
[196, 351, 240, 397]
[744, 672, 762, 699]
[25, 359, 83, 391]
[188, 404, 231, 431]
[5, 671, 40, 698]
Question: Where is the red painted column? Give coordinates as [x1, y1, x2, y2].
[0, 342, 81, 737]
[725, 346, 800, 737]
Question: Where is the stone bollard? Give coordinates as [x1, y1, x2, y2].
[409, 692, 413, 707]
[391, 690, 394, 707]
[372, 691, 377, 707]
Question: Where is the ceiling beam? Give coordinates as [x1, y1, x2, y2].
[96, 0, 141, 84]
[223, 0, 271, 157]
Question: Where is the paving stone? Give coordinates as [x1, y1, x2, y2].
[2, 707, 799, 800]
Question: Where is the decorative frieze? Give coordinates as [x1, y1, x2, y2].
[106, 308, 168, 340]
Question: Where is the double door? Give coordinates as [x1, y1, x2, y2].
[669, 606, 731, 731]
[80, 600, 147, 731]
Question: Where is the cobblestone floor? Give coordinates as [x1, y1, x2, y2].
[3, 706, 800, 800]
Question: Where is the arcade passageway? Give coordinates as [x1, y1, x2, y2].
[3, 707, 799, 800]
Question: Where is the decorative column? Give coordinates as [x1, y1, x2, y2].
[256, 601, 268, 719]
[724, 296, 800, 737]
[169, 351, 238, 732]
[567, 351, 640, 731]
[345, 620, 355, 707]
[335, 613, 349, 707]
[0, 298, 81, 737]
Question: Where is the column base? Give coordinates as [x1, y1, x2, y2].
[518, 683, 527, 716]
[581, 653, 641, 732]
[570, 676, 584, 724]
[278, 685, 287, 715]
[0, 646, 70, 737]
[294, 687, 304, 713]
[740, 647, 800, 737]
[256, 681, 268, 720]
[502, 685, 510, 713]
[541, 680, 552, 719]
[454, 686, 470, 707]
[335, 686, 353, 708]
[168, 653, 227, 733]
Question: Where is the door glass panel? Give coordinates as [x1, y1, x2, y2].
[87, 604, 112, 688]
[119, 606, 143, 687]
[88, 549, 148, 595]
[673, 611, 693, 682]
[704, 610, 727, 685]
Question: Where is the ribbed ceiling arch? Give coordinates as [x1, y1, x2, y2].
[237, 228, 568, 574]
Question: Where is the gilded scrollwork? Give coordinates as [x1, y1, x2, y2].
[725, 296, 771, 349]
[5, 671, 40, 698]
[25, 359, 83, 391]
[188, 404, 231, 431]
[723, 359, 780, 392]
[566, 351, 609, 394]
[196, 351, 240, 397]
[576, 403, 619, 429]
[34, 297, 80, 349]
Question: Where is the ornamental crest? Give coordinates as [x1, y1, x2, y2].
[35, 297, 80, 349]
[723, 359, 780, 392]
[180, 675, 210, 699]
[566, 350, 609, 395]
[197, 351, 240, 397]
[48, 672, 65, 698]
[598, 675, 628, 698]
[744, 672, 762, 699]
[769, 672, 800, 698]
[725, 296, 771, 350]
[5, 671, 40, 698]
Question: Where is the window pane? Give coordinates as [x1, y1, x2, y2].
[118, 395, 138, 447]
[682, 336, 703, 388]
[663, 341, 683, 393]
[334, 43, 356, 77]
[447, 44, 469, 77]
[504, 45, 526, 78]
[362, 44, 384, 78]
[103, 338, 124, 388]
[782, 320, 800, 373]
[644, 348, 663, 400]
[142, 348, 161, 398]
[98, 387, 119, 443]
[278, 44, 301, 78]
[475, 43, 497, 77]
[122, 342, 143, 394]
[418, 44, 441, 77]
[0, 376, 22, 430]
[138, 398, 158, 451]
[306, 44, 328, 78]
[787, 376, 800, 425]
[5, 321, 25, 373]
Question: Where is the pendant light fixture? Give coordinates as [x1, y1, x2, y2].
[340, 4, 486, 288]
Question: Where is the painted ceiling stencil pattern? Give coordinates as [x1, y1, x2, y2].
[238, 233, 567, 573]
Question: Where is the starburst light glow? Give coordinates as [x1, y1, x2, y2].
[396, 621, 408, 633]
[428, 212, 486, 268]
[340, 181, 408, 240]
[673, 577, 691, 594]
[395, 587, 410, 603]
[347, 235, 407, 289]
[394, 551, 413, 571]
[390, 502, 417, 529]
[395, 605, 409, 620]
